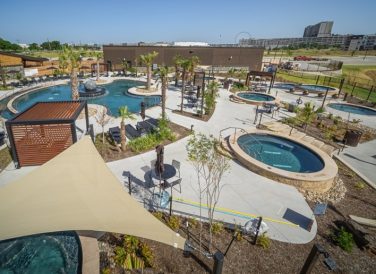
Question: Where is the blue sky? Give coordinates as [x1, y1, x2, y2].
[1, 0, 375, 44]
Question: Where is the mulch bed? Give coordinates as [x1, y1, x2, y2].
[99, 160, 376, 273]
[172, 109, 214, 122]
[95, 122, 191, 162]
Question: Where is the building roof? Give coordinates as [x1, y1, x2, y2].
[0, 136, 186, 249]
[10, 101, 86, 123]
[0, 50, 48, 62]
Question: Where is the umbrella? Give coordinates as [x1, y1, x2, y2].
[155, 145, 165, 176]
[140, 102, 146, 121]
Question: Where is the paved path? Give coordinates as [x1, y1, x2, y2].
[335, 139, 376, 189]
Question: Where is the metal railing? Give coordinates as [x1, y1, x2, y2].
[219, 126, 264, 159]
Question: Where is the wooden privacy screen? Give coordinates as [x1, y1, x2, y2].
[11, 123, 73, 166]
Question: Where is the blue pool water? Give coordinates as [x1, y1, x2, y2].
[328, 103, 376, 116]
[275, 83, 335, 93]
[0, 80, 161, 119]
[0, 231, 81, 274]
[237, 92, 274, 101]
[237, 134, 324, 173]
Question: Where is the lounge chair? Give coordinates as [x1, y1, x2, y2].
[125, 124, 141, 139]
[109, 126, 121, 144]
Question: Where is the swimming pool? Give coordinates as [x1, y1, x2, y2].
[237, 92, 275, 102]
[237, 133, 324, 173]
[275, 83, 336, 93]
[327, 103, 376, 116]
[0, 80, 161, 119]
[0, 231, 81, 274]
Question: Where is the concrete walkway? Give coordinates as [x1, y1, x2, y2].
[335, 139, 376, 189]
[0, 79, 334, 244]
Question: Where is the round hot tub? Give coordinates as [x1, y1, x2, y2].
[234, 92, 276, 105]
[228, 130, 338, 192]
[328, 103, 376, 116]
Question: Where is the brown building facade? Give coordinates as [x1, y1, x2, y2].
[103, 45, 264, 71]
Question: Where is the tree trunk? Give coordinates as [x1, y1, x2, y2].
[147, 66, 151, 90]
[71, 67, 79, 100]
[162, 77, 167, 119]
[102, 128, 105, 144]
[120, 120, 126, 151]
[0, 69, 6, 88]
[96, 61, 100, 81]
[180, 69, 186, 112]
[174, 65, 178, 87]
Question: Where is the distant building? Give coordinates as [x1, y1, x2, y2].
[303, 21, 333, 38]
[173, 42, 209, 47]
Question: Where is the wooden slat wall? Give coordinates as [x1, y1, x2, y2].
[11, 124, 73, 167]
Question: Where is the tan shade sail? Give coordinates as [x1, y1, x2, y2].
[0, 136, 186, 249]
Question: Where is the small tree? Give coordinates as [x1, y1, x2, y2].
[173, 54, 183, 87]
[95, 107, 111, 144]
[118, 106, 135, 151]
[94, 51, 103, 81]
[139, 51, 159, 90]
[186, 133, 230, 252]
[0, 61, 7, 88]
[157, 66, 169, 119]
[297, 102, 316, 132]
[59, 46, 82, 100]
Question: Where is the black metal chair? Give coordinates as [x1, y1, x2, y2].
[109, 126, 121, 144]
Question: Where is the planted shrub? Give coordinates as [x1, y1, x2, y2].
[211, 222, 224, 235]
[333, 227, 354, 252]
[188, 217, 198, 228]
[257, 233, 271, 249]
[354, 181, 365, 190]
[152, 211, 164, 221]
[167, 215, 181, 231]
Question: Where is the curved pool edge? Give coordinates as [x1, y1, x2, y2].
[128, 86, 162, 96]
[233, 92, 277, 106]
[7, 81, 69, 114]
[327, 102, 376, 115]
[228, 130, 338, 193]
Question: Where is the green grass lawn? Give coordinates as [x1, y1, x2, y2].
[276, 70, 376, 102]
[265, 49, 376, 57]
[23, 50, 101, 59]
[342, 65, 376, 83]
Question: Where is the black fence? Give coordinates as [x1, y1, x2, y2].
[276, 69, 375, 103]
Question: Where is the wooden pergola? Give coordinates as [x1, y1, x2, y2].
[245, 70, 276, 93]
[6, 101, 89, 168]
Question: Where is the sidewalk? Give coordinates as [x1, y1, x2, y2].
[335, 139, 376, 189]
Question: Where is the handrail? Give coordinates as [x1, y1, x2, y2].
[219, 126, 264, 160]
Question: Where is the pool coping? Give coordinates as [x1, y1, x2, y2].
[228, 129, 338, 193]
[233, 91, 277, 106]
[6, 80, 69, 114]
[327, 102, 376, 114]
[128, 86, 162, 96]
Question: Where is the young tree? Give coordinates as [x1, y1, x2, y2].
[180, 58, 191, 112]
[118, 106, 135, 151]
[173, 54, 183, 87]
[95, 107, 111, 144]
[59, 46, 82, 100]
[157, 66, 169, 119]
[0, 61, 7, 88]
[186, 133, 230, 252]
[94, 51, 103, 81]
[297, 102, 316, 132]
[139, 51, 159, 90]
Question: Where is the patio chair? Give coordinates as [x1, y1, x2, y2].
[109, 126, 121, 144]
[165, 178, 182, 193]
[172, 159, 181, 178]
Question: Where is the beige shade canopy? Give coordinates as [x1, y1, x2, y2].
[0, 136, 186, 249]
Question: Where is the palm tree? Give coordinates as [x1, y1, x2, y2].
[188, 56, 200, 85]
[298, 102, 316, 132]
[118, 106, 135, 151]
[158, 66, 169, 119]
[139, 51, 159, 90]
[180, 58, 191, 112]
[172, 54, 183, 87]
[94, 51, 103, 81]
[60, 46, 82, 100]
